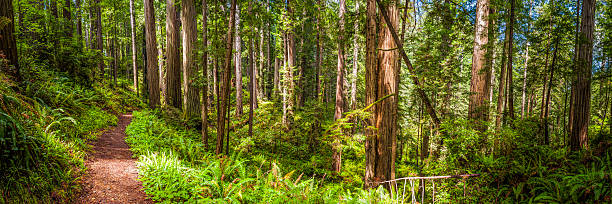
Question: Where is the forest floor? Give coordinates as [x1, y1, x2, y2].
[76, 114, 152, 204]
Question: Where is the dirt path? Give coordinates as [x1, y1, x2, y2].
[76, 114, 152, 204]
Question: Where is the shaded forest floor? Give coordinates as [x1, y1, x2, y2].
[76, 114, 152, 204]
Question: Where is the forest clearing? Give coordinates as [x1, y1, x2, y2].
[0, 0, 611, 203]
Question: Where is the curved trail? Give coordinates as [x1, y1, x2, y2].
[76, 114, 152, 204]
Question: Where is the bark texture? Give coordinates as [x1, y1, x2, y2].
[182, 0, 200, 118]
[365, 0, 399, 189]
[570, 0, 595, 151]
[468, 0, 491, 132]
[165, 0, 181, 109]
[0, 0, 19, 80]
[144, 0, 160, 108]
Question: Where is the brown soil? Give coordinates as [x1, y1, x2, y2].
[76, 114, 153, 204]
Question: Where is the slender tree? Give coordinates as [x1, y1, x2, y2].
[129, 0, 138, 95]
[332, 0, 346, 173]
[95, 0, 103, 79]
[235, 4, 243, 116]
[505, 0, 516, 120]
[201, 0, 209, 149]
[351, 0, 359, 110]
[282, 0, 296, 128]
[217, 0, 237, 155]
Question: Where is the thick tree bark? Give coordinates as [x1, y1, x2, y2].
[235, 5, 243, 116]
[144, 0, 160, 108]
[332, 0, 346, 173]
[468, 0, 491, 132]
[0, 0, 19, 80]
[217, 0, 236, 155]
[129, 0, 138, 95]
[570, 0, 595, 151]
[165, 0, 181, 109]
[365, 0, 399, 189]
[182, 0, 200, 118]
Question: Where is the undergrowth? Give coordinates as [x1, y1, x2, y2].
[0, 72, 144, 203]
[126, 109, 402, 203]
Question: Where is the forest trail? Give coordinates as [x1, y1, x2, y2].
[76, 114, 152, 204]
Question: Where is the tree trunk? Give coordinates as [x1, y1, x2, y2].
[182, 0, 200, 118]
[235, 5, 243, 116]
[570, 0, 595, 151]
[0, 0, 19, 80]
[249, 25, 255, 138]
[254, 27, 260, 109]
[112, 21, 118, 86]
[217, 0, 236, 155]
[129, 0, 138, 95]
[544, 38, 560, 145]
[496, 15, 509, 130]
[63, 0, 72, 37]
[144, 0, 160, 108]
[95, 0, 103, 79]
[351, 0, 359, 110]
[365, 0, 399, 189]
[468, 0, 491, 132]
[315, 0, 324, 101]
[521, 1, 533, 119]
[165, 0, 181, 109]
[506, 0, 516, 121]
[76, 0, 82, 37]
[282, 0, 295, 128]
[332, 0, 346, 173]
[258, 26, 263, 106]
[201, 0, 209, 149]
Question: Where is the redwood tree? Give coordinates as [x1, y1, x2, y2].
[468, 0, 491, 132]
[144, 0, 160, 108]
[570, 0, 595, 151]
[364, 0, 399, 189]
[182, 0, 200, 118]
[165, 0, 181, 109]
[0, 0, 19, 80]
[332, 0, 346, 173]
